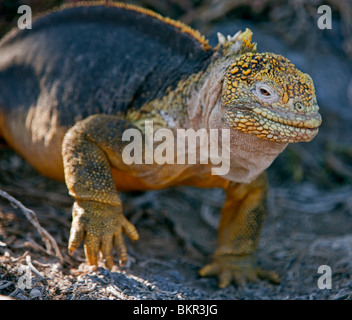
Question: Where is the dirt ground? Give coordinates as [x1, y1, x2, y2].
[1, 0, 352, 300]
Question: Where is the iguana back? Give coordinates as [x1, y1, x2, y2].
[0, 3, 212, 126]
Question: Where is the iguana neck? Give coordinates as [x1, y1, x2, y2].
[125, 50, 230, 131]
[134, 66, 226, 132]
[186, 58, 231, 130]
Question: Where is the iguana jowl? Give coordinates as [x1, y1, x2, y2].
[0, 2, 321, 288]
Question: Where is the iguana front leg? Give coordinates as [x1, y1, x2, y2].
[62, 114, 139, 269]
[199, 172, 279, 287]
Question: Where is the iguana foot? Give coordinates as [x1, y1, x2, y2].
[199, 254, 280, 288]
[68, 200, 139, 269]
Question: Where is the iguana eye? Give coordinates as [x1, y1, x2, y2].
[254, 83, 278, 103]
[260, 88, 271, 96]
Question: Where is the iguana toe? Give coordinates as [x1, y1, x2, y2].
[68, 200, 139, 269]
[199, 254, 280, 288]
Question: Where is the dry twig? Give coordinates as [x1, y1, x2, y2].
[0, 189, 64, 263]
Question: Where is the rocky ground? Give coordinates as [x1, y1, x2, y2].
[1, 0, 352, 300]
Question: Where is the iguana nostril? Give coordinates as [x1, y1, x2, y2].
[295, 102, 304, 112]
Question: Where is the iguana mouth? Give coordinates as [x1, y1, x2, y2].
[252, 106, 322, 130]
[225, 106, 322, 143]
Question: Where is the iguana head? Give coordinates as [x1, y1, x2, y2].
[218, 32, 321, 143]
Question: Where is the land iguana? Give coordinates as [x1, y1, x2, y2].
[0, 2, 321, 288]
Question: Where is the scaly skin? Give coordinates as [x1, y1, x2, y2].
[223, 51, 321, 143]
[0, 3, 322, 288]
[199, 172, 280, 287]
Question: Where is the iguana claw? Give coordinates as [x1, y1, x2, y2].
[199, 254, 280, 288]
